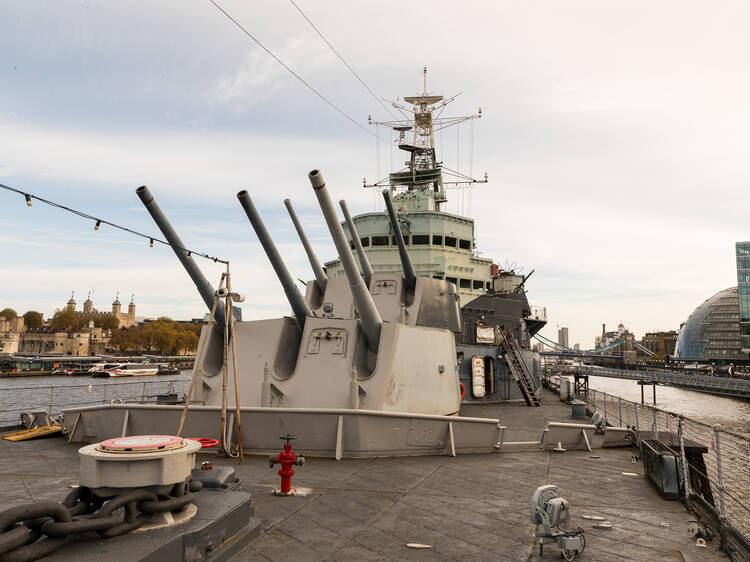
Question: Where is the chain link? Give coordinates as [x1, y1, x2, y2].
[0, 477, 202, 562]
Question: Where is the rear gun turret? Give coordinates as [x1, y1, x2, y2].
[238, 190, 311, 332]
[308, 170, 383, 353]
[135, 185, 226, 328]
[382, 189, 417, 293]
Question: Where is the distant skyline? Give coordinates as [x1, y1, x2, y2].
[1, 1, 748, 347]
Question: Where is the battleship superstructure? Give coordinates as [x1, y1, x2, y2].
[325, 69, 548, 403]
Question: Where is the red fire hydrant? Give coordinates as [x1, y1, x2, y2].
[268, 434, 305, 496]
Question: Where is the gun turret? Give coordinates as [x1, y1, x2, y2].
[283, 199, 327, 294]
[339, 200, 374, 287]
[309, 170, 382, 352]
[136, 185, 226, 327]
[382, 189, 417, 293]
[238, 191, 311, 332]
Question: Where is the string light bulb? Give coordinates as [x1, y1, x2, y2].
[149, 238, 154, 247]
[24, 194, 32, 207]
[94, 220, 102, 230]
[187, 251, 192, 258]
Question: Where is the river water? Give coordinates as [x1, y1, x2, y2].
[588, 375, 750, 437]
[0, 371, 192, 427]
[1, 370, 748, 438]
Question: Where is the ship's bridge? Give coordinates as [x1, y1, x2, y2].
[324, 189, 493, 305]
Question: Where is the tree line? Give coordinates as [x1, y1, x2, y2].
[110, 318, 200, 355]
[0, 308, 44, 329]
[1, 307, 201, 355]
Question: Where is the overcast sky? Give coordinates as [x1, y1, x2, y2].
[1, 1, 748, 348]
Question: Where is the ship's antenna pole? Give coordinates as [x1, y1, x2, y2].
[220, 266, 231, 456]
[423, 66, 427, 95]
[227, 269, 244, 462]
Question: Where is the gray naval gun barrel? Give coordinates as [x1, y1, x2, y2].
[136, 185, 226, 328]
[339, 200, 374, 288]
[238, 190, 312, 332]
[309, 170, 382, 352]
[284, 198, 327, 294]
[382, 189, 417, 293]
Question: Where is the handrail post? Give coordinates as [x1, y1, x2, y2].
[678, 416, 691, 509]
[713, 428, 727, 549]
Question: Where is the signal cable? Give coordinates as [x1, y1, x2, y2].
[288, 0, 398, 120]
[207, 0, 388, 144]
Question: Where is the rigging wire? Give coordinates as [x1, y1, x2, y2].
[288, 0, 398, 120]
[207, 0, 388, 145]
[0, 182, 229, 264]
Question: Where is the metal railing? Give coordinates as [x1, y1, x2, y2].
[0, 378, 190, 427]
[548, 364, 750, 399]
[544, 373, 749, 560]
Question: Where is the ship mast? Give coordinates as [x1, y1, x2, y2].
[365, 67, 486, 211]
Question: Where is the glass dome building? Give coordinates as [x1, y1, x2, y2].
[674, 287, 745, 362]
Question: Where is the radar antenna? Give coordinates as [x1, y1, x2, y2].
[364, 67, 487, 212]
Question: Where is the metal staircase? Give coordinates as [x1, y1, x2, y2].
[496, 326, 540, 407]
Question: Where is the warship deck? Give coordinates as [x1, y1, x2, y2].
[0, 389, 727, 561]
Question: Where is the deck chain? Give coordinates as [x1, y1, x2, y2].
[0, 477, 202, 562]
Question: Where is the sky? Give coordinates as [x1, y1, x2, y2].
[1, 1, 749, 348]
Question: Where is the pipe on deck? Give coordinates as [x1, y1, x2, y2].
[284, 198, 327, 294]
[136, 185, 226, 327]
[238, 190, 311, 332]
[339, 199, 374, 287]
[309, 170, 382, 352]
[382, 189, 417, 292]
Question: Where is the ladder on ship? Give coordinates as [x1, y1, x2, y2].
[496, 326, 540, 407]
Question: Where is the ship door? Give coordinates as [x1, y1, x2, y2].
[483, 356, 495, 397]
[471, 356, 485, 398]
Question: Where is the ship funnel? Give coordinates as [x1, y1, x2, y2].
[339, 199, 374, 287]
[136, 185, 226, 328]
[238, 191, 311, 332]
[284, 198, 327, 294]
[382, 189, 417, 292]
[309, 170, 382, 352]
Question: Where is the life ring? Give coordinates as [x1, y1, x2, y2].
[459, 382, 466, 400]
[190, 437, 219, 448]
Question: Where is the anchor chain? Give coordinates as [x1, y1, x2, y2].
[0, 477, 202, 562]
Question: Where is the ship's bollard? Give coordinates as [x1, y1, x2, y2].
[268, 434, 305, 496]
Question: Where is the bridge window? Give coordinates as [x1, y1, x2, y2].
[445, 236, 457, 248]
[350, 240, 355, 249]
[432, 235, 443, 245]
[459, 239, 471, 250]
[392, 236, 409, 245]
[446, 276, 458, 285]
[360, 237, 369, 247]
[473, 280, 484, 290]
[433, 275, 444, 279]
[486, 282, 491, 290]
[459, 279, 471, 289]
[412, 235, 429, 245]
[372, 236, 389, 246]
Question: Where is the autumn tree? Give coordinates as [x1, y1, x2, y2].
[52, 309, 79, 331]
[79, 314, 120, 330]
[22, 310, 43, 330]
[0, 308, 17, 320]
